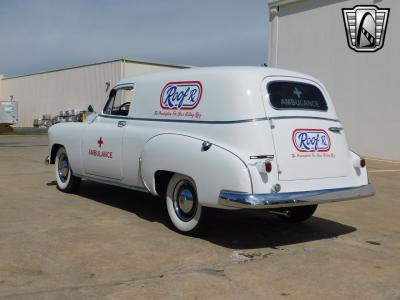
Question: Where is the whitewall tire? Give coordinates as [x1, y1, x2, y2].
[55, 147, 81, 193]
[166, 174, 204, 234]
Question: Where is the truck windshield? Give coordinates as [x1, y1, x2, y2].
[268, 81, 328, 111]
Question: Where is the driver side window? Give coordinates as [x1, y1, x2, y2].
[103, 86, 133, 116]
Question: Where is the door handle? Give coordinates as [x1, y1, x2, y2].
[117, 120, 127, 127]
[329, 127, 343, 133]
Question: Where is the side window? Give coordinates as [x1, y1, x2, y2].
[103, 86, 133, 116]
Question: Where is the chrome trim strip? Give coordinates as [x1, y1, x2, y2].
[98, 114, 339, 124]
[250, 155, 274, 159]
[98, 114, 129, 120]
[99, 114, 269, 124]
[75, 173, 150, 193]
[269, 116, 340, 122]
[218, 184, 375, 209]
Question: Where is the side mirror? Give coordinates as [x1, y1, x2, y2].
[88, 105, 94, 113]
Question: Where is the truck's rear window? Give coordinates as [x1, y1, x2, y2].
[268, 81, 328, 111]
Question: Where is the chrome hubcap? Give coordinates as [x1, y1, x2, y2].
[178, 188, 194, 214]
[58, 153, 69, 183]
[173, 180, 197, 222]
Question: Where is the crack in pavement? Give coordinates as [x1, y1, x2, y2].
[0, 247, 282, 299]
[0, 263, 233, 299]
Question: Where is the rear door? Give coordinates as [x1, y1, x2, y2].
[263, 77, 350, 181]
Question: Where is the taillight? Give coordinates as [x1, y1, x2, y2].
[265, 162, 272, 173]
[360, 158, 366, 168]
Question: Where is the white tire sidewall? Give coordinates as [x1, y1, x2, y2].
[55, 148, 72, 190]
[166, 174, 202, 232]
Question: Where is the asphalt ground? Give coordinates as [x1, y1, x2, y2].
[0, 135, 399, 299]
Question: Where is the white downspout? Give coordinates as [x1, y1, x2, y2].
[269, 6, 279, 67]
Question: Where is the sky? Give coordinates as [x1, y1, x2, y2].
[0, 0, 269, 77]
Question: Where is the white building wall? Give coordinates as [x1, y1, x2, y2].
[269, 0, 399, 160]
[1, 61, 121, 127]
[0, 75, 3, 101]
[0, 60, 186, 127]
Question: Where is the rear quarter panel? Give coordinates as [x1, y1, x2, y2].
[140, 134, 252, 208]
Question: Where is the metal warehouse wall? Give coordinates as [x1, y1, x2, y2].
[0, 60, 185, 127]
[0, 75, 3, 100]
[269, 0, 399, 160]
[1, 61, 121, 127]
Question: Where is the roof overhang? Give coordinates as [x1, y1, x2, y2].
[121, 58, 191, 69]
[2, 58, 191, 80]
[268, 0, 304, 8]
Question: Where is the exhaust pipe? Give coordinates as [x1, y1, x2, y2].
[267, 209, 290, 217]
[44, 155, 50, 165]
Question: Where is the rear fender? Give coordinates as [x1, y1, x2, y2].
[140, 134, 252, 208]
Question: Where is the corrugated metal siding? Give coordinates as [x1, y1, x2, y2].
[0, 60, 186, 127]
[1, 61, 121, 127]
[0, 75, 3, 101]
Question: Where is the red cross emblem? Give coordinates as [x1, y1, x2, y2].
[97, 137, 104, 148]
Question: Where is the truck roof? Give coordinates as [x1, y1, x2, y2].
[114, 66, 332, 123]
[117, 66, 320, 86]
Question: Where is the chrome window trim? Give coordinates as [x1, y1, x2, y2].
[102, 84, 135, 116]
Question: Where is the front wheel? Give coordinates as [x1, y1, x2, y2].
[276, 205, 318, 223]
[166, 174, 205, 235]
[55, 147, 81, 193]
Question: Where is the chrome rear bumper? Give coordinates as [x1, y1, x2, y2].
[218, 184, 375, 209]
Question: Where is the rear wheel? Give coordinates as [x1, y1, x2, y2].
[166, 174, 204, 235]
[276, 205, 318, 223]
[55, 147, 81, 193]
